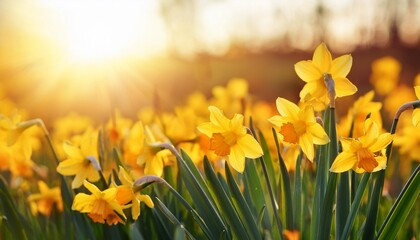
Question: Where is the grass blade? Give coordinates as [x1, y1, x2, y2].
[376, 165, 420, 240]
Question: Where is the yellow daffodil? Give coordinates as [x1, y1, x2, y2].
[9, 134, 35, 178]
[123, 121, 145, 170]
[27, 181, 63, 216]
[56, 130, 101, 189]
[197, 106, 263, 173]
[115, 167, 154, 221]
[413, 86, 420, 127]
[384, 85, 417, 119]
[268, 98, 329, 162]
[370, 56, 401, 96]
[107, 111, 133, 145]
[338, 91, 382, 138]
[295, 43, 357, 107]
[394, 124, 420, 162]
[330, 119, 394, 173]
[72, 181, 126, 225]
[210, 78, 249, 117]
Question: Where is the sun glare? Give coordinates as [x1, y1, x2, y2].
[58, 2, 145, 63]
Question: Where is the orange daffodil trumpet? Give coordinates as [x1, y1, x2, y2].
[268, 98, 329, 162]
[330, 119, 394, 173]
[197, 106, 263, 173]
[295, 43, 357, 107]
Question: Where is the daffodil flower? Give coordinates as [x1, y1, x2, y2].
[56, 130, 101, 189]
[27, 181, 63, 216]
[330, 119, 394, 173]
[115, 167, 154, 221]
[197, 106, 263, 173]
[72, 181, 126, 225]
[268, 97, 329, 162]
[295, 43, 357, 106]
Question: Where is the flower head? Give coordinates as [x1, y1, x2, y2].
[56, 130, 101, 188]
[197, 106, 263, 173]
[330, 119, 394, 173]
[115, 167, 154, 221]
[268, 98, 329, 162]
[27, 181, 63, 216]
[72, 181, 126, 225]
[295, 43, 357, 107]
[370, 56, 401, 96]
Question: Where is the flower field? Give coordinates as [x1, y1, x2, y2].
[0, 43, 419, 239]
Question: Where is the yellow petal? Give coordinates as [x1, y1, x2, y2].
[83, 180, 101, 195]
[72, 193, 93, 212]
[330, 152, 357, 173]
[56, 158, 84, 176]
[197, 122, 217, 137]
[299, 133, 314, 161]
[131, 197, 140, 221]
[138, 194, 154, 208]
[230, 114, 246, 134]
[208, 106, 229, 130]
[63, 142, 84, 159]
[228, 145, 245, 172]
[331, 54, 352, 78]
[299, 80, 327, 100]
[413, 108, 420, 127]
[369, 133, 394, 153]
[73, 172, 89, 189]
[312, 43, 332, 73]
[276, 98, 299, 120]
[294, 61, 322, 83]
[415, 86, 420, 99]
[361, 119, 379, 147]
[372, 155, 387, 172]
[339, 137, 354, 151]
[267, 115, 285, 128]
[334, 77, 357, 97]
[237, 134, 263, 159]
[308, 123, 329, 145]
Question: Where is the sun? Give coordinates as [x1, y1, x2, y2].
[56, 2, 146, 63]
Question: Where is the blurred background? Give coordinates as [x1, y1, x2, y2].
[0, 0, 419, 122]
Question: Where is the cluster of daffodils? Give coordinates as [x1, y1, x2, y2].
[0, 42, 419, 231]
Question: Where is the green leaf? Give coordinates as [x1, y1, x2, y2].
[0, 177, 28, 240]
[272, 128, 293, 231]
[155, 197, 195, 240]
[176, 149, 228, 239]
[340, 173, 371, 240]
[225, 164, 261, 239]
[293, 153, 302, 231]
[243, 159, 273, 235]
[377, 165, 420, 240]
[318, 107, 339, 240]
[203, 158, 248, 240]
[258, 130, 277, 197]
[336, 171, 350, 238]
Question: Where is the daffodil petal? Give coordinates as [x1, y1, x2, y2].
[131, 197, 140, 220]
[238, 134, 263, 159]
[372, 155, 387, 172]
[331, 54, 352, 78]
[138, 194, 154, 208]
[412, 108, 420, 127]
[56, 159, 84, 176]
[276, 98, 299, 120]
[267, 115, 285, 127]
[369, 133, 394, 153]
[72, 193, 93, 212]
[83, 180, 100, 194]
[197, 122, 218, 137]
[414, 86, 420, 99]
[299, 80, 327, 101]
[330, 152, 357, 173]
[308, 123, 329, 145]
[72, 172, 88, 189]
[299, 133, 314, 161]
[294, 60, 323, 83]
[209, 106, 229, 130]
[63, 142, 84, 159]
[334, 77, 358, 97]
[361, 119, 379, 147]
[312, 43, 332, 73]
[228, 145, 245, 173]
[339, 137, 354, 151]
